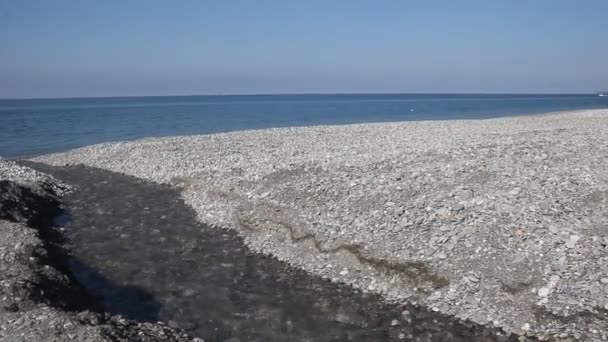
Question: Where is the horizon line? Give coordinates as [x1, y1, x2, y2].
[0, 91, 599, 101]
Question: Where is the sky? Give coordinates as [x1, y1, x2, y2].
[0, 0, 607, 98]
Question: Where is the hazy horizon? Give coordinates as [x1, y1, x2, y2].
[1, 0, 607, 98]
[1, 91, 603, 101]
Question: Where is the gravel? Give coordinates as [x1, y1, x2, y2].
[0, 157, 72, 197]
[35, 109, 608, 340]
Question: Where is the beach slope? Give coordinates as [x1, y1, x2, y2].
[36, 109, 608, 340]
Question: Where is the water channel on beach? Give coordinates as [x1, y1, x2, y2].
[25, 162, 519, 342]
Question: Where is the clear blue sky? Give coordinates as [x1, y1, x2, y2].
[1, 0, 607, 98]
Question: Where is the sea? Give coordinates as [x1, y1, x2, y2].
[1, 93, 606, 158]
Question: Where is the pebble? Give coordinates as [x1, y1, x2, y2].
[452, 203, 465, 211]
[565, 235, 580, 249]
[537, 287, 551, 297]
[456, 189, 474, 201]
[435, 251, 447, 259]
[436, 207, 450, 218]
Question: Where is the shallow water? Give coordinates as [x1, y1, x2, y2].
[25, 162, 519, 341]
[2, 94, 607, 157]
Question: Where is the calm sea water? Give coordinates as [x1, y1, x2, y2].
[1, 94, 606, 158]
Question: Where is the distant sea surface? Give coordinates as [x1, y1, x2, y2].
[1, 94, 607, 158]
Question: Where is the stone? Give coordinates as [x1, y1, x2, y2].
[466, 274, 480, 284]
[565, 235, 580, 249]
[509, 188, 521, 196]
[452, 203, 465, 211]
[400, 218, 413, 227]
[436, 207, 450, 218]
[537, 287, 551, 297]
[456, 189, 474, 201]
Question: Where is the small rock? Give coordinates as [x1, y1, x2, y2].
[537, 287, 551, 297]
[391, 319, 399, 326]
[400, 218, 413, 227]
[466, 275, 480, 283]
[565, 235, 580, 249]
[456, 189, 474, 201]
[452, 203, 465, 211]
[439, 225, 452, 232]
[436, 207, 450, 218]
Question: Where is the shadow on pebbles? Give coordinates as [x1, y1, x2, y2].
[23, 162, 523, 342]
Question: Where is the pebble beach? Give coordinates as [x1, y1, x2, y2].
[28, 108, 608, 340]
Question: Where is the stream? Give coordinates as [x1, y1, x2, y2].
[24, 162, 517, 342]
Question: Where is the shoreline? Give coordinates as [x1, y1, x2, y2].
[30, 109, 608, 339]
[4, 106, 607, 161]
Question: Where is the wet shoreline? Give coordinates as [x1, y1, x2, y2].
[20, 161, 520, 341]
